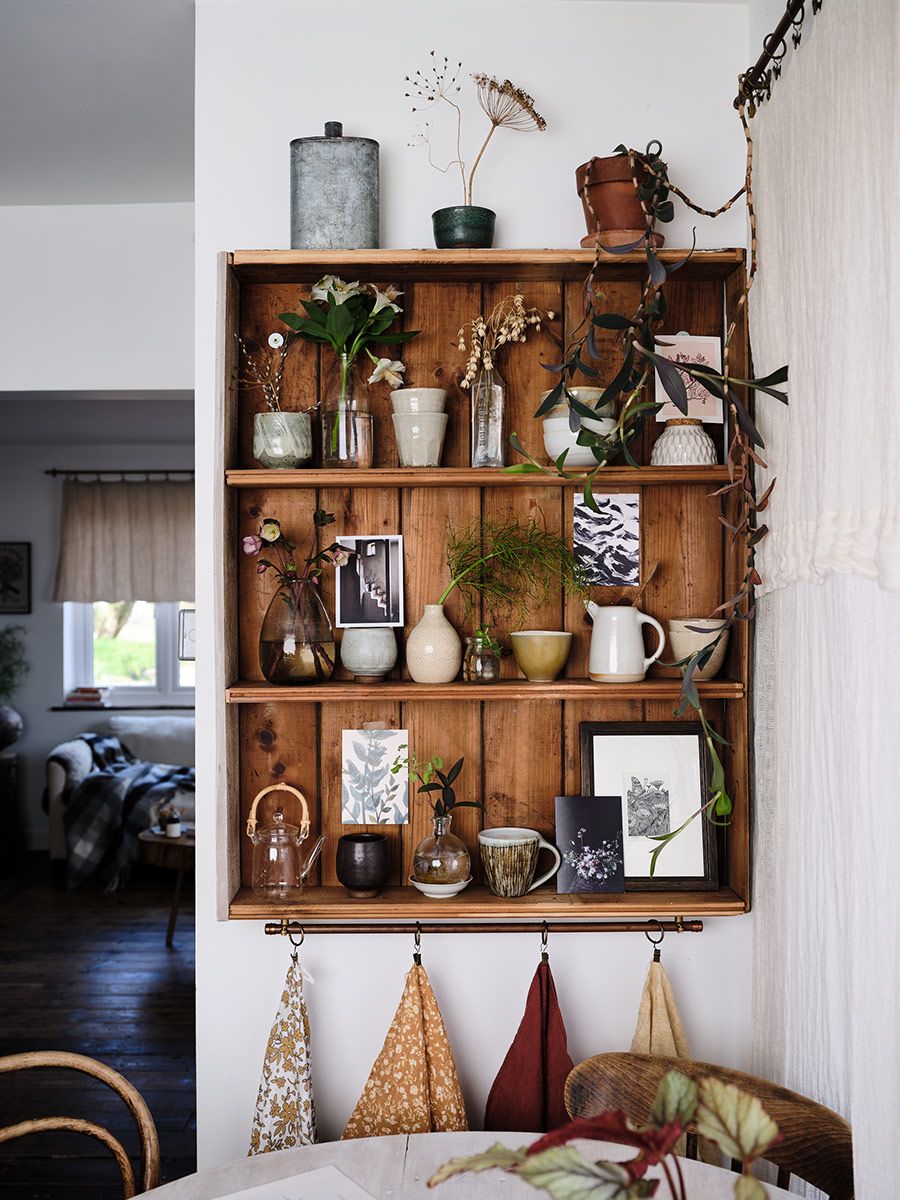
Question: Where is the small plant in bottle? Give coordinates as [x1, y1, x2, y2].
[392, 751, 482, 884]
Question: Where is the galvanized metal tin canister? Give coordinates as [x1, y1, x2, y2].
[290, 121, 379, 249]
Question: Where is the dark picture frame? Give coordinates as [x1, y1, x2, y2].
[579, 721, 718, 891]
[0, 543, 31, 615]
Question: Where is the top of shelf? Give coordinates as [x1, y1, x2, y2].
[227, 247, 745, 284]
[226, 466, 730, 489]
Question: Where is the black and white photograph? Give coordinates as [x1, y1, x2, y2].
[654, 333, 724, 423]
[554, 795, 624, 895]
[573, 492, 639, 587]
[580, 721, 718, 890]
[335, 535, 404, 628]
[0, 542, 31, 615]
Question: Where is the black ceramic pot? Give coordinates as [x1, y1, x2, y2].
[336, 832, 390, 898]
[432, 205, 496, 249]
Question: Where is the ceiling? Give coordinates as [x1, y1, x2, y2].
[0, 0, 194, 205]
[0, 394, 194, 444]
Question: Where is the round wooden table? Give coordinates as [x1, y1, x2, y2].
[145, 1131, 796, 1198]
[137, 829, 195, 948]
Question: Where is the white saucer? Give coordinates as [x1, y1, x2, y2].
[408, 874, 472, 899]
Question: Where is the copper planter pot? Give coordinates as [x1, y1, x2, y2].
[575, 155, 665, 250]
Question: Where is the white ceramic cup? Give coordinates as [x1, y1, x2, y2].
[542, 414, 616, 466]
[390, 388, 447, 414]
[392, 412, 448, 467]
[478, 827, 562, 897]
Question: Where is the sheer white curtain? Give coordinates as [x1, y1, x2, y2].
[54, 480, 195, 602]
[749, 0, 900, 1193]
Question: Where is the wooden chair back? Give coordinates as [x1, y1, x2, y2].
[0, 1050, 160, 1196]
[565, 1052, 853, 1200]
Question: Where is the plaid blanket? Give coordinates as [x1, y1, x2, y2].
[62, 732, 195, 890]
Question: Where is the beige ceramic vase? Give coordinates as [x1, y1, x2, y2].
[405, 604, 463, 683]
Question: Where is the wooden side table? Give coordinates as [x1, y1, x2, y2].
[137, 829, 195, 948]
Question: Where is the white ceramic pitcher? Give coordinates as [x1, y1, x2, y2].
[586, 602, 666, 683]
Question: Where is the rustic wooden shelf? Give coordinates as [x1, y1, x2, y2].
[228, 884, 748, 921]
[230, 247, 744, 284]
[226, 466, 731, 489]
[226, 678, 744, 703]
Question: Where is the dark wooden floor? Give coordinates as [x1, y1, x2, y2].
[0, 854, 196, 1197]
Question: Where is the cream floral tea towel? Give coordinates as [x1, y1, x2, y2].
[249, 954, 317, 1154]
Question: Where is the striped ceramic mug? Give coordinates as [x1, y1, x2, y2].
[478, 827, 562, 898]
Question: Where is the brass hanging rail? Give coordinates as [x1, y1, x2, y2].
[736, 0, 824, 108]
[44, 468, 195, 480]
[264, 917, 702, 937]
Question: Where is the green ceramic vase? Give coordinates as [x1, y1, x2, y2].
[432, 205, 496, 249]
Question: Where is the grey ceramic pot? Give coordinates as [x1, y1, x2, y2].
[432, 205, 496, 249]
[336, 833, 390, 898]
[0, 705, 23, 750]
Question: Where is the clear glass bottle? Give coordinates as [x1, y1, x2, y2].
[462, 634, 501, 683]
[258, 578, 336, 683]
[470, 366, 506, 468]
[412, 813, 471, 885]
[321, 351, 374, 468]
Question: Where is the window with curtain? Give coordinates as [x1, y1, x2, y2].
[54, 479, 195, 705]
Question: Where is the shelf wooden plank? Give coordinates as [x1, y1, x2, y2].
[226, 466, 731, 489]
[226, 678, 744, 703]
[229, 248, 744, 284]
[228, 884, 748, 921]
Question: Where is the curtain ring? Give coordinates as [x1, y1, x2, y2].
[287, 924, 304, 949]
[413, 922, 422, 965]
[645, 919, 665, 960]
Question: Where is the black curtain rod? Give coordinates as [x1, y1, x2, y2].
[44, 468, 195, 479]
[736, 0, 823, 108]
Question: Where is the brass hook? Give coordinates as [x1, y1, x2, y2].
[413, 922, 422, 965]
[645, 919, 665, 962]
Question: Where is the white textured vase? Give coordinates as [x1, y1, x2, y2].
[650, 418, 717, 466]
[339, 626, 398, 681]
[405, 604, 462, 684]
[253, 411, 313, 469]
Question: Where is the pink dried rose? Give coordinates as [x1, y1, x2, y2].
[242, 534, 263, 556]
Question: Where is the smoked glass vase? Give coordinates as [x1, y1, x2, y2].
[412, 813, 471, 885]
[258, 578, 336, 684]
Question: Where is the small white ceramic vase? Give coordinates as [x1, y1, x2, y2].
[405, 604, 462, 683]
[392, 412, 448, 467]
[586, 602, 665, 683]
[339, 626, 398, 682]
[650, 418, 717, 467]
[253, 411, 313, 469]
[667, 618, 730, 680]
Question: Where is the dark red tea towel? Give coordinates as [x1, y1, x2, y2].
[483, 960, 574, 1132]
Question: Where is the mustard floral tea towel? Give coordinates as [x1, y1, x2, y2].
[249, 954, 317, 1154]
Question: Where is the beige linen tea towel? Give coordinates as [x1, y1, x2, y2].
[342, 962, 468, 1139]
[249, 954, 317, 1154]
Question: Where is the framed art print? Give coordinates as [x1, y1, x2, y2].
[579, 721, 718, 890]
[0, 543, 31, 614]
[335, 535, 404, 628]
[654, 333, 724, 423]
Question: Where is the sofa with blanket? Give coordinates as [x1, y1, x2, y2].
[46, 715, 196, 878]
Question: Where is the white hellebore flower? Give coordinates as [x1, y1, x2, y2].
[310, 275, 363, 305]
[370, 285, 403, 316]
[368, 358, 406, 389]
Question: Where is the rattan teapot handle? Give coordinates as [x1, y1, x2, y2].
[245, 783, 311, 840]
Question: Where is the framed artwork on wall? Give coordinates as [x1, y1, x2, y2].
[579, 721, 718, 890]
[0, 543, 31, 615]
[335, 535, 404, 628]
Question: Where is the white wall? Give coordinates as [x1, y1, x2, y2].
[0, 202, 194, 393]
[0, 441, 193, 847]
[195, 0, 752, 1163]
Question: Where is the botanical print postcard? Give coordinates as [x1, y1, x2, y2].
[654, 333, 724, 422]
[554, 795, 625, 894]
[573, 492, 640, 587]
[342, 728, 408, 825]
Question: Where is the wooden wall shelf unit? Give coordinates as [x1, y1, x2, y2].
[216, 247, 752, 926]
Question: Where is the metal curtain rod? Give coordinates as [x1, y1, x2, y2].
[264, 918, 703, 937]
[736, 0, 823, 108]
[44, 468, 195, 480]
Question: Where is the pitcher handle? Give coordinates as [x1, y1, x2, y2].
[246, 782, 311, 841]
[527, 837, 563, 893]
[638, 612, 666, 673]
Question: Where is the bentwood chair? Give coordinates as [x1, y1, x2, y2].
[565, 1052, 853, 1200]
[0, 1050, 160, 1196]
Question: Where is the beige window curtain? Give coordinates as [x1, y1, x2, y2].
[53, 480, 195, 602]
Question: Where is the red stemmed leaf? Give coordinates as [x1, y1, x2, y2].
[527, 1112, 684, 1176]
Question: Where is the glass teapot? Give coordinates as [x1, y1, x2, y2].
[246, 783, 324, 895]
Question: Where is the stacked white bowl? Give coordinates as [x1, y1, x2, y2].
[391, 389, 448, 467]
[541, 387, 616, 467]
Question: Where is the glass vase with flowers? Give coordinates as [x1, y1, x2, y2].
[242, 510, 351, 684]
[278, 276, 420, 468]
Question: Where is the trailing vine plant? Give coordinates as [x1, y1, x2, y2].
[507, 105, 788, 872]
